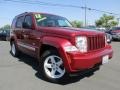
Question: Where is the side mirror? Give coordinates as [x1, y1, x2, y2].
[22, 22, 31, 29]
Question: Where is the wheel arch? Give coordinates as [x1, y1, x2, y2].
[40, 44, 58, 57]
[39, 36, 73, 72]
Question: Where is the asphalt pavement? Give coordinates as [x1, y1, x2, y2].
[0, 41, 120, 90]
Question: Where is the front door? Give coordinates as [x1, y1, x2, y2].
[21, 15, 38, 57]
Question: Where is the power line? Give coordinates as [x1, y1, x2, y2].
[3, 0, 120, 16]
[2, 0, 120, 26]
[3, 0, 84, 8]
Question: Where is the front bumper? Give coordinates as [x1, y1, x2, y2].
[112, 34, 120, 39]
[63, 45, 113, 72]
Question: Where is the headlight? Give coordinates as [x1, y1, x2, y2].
[75, 36, 87, 52]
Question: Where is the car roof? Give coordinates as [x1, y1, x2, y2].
[15, 12, 64, 18]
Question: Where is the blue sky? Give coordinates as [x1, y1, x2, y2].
[0, 0, 120, 27]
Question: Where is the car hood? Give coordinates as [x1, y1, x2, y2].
[37, 27, 104, 38]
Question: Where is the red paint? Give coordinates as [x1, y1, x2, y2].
[111, 30, 120, 33]
[10, 12, 113, 73]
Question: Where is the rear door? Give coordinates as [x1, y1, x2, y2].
[14, 16, 24, 48]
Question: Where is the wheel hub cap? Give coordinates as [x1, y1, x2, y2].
[44, 55, 65, 79]
[11, 44, 16, 55]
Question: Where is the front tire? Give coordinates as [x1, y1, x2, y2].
[40, 50, 67, 83]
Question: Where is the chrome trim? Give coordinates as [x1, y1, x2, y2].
[17, 42, 35, 51]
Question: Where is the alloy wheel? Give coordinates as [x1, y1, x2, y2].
[44, 55, 65, 79]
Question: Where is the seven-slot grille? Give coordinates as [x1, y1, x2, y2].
[87, 35, 105, 51]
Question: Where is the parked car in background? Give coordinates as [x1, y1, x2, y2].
[96, 27, 106, 32]
[106, 27, 120, 40]
[0, 30, 10, 41]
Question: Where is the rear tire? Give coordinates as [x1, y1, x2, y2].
[11, 41, 20, 57]
[39, 50, 68, 83]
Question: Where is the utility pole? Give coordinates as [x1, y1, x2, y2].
[117, 18, 120, 26]
[84, 0, 87, 27]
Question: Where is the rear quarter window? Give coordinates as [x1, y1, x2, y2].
[16, 16, 24, 28]
[11, 18, 16, 28]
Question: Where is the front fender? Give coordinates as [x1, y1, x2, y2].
[42, 36, 72, 48]
[42, 36, 73, 72]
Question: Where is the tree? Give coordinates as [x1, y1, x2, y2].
[0, 24, 11, 30]
[71, 20, 83, 28]
[95, 14, 118, 29]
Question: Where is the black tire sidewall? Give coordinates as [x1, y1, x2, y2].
[11, 42, 19, 57]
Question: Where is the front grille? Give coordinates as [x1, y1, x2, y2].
[87, 35, 105, 51]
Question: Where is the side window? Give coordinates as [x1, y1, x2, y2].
[11, 17, 16, 28]
[24, 15, 32, 29]
[16, 16, 24, 28]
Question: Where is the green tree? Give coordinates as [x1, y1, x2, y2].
[95, 14, 118, 29]
[0, 24, 11, 30]
[71, 20, 83, 28]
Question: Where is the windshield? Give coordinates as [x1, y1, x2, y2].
[0, 30, 7, 34]
[34, 13, 72, 27]
[111, 27, 120, 30]
[0, 30, 2, 34]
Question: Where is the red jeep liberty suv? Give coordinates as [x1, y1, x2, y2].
[10, 12, 113, 82]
